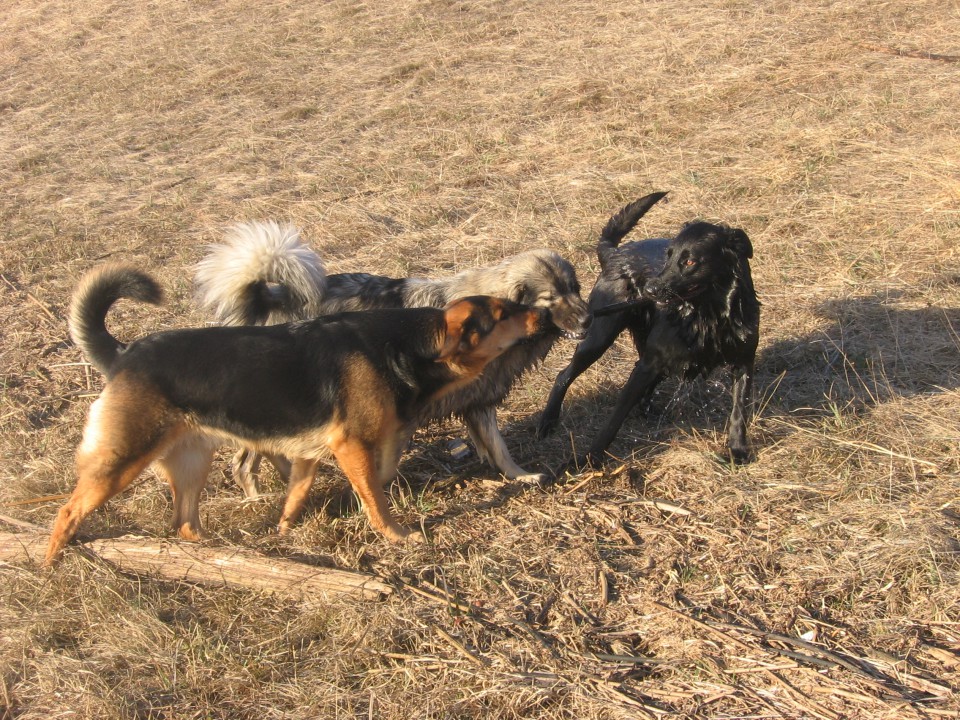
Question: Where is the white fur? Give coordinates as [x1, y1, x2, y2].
[195, 221, 327, 325]
[78, 396, 107, 457]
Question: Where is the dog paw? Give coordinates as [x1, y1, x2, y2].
[575, 451, 607, 471]
[384, 527, 424, 544]
[404, 530, 426, 545]
[177, 524, 209, 542]
[512, 472, 548, 488]
[535, 416, 558, 439]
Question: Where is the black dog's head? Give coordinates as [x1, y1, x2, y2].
[643, 222, 753, 308]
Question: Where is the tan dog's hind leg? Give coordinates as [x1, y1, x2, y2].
[45, 389, 182, 566]
[153, 434, 217, 541]
[45, 453, 156, 566]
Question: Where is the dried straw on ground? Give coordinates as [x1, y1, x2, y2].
[1, 0, 958, 717]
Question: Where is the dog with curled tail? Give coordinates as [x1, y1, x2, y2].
[195, 221, 593, 491]
[46, 264, 548, 565]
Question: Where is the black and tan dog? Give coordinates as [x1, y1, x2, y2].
[537, 192, 761, 466]
[195, 222, 590, 492]
[45, 265, 547, 565]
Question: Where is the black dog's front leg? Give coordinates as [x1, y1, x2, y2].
[582, 360, 664, 467]
[727, 362, 754, 464]
[537, 312, 628, 439]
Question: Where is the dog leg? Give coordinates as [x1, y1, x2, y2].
[154, 435, 217, 541]
[231, 448, 262, 499]
[232, 449, 293, 499]
[583, 361, 663, 467]
[727, 362, 754, 464]
[464, 407, 545, 485]
[375, 431, 407, 488]
[265, 453, 292, 483]
[45, 397, 182, 565]
[277, 458, 320, 534]
[331, 438, 421, 543]
[537, 312, 629, 439]
[45, 454, 160, 566]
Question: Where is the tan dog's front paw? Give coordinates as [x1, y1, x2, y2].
[381, 524, 425, 544]
[404, 529, 425, 545]
[177, 523, 208, 542]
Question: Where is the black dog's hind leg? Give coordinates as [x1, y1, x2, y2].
[582, 360, 664, 467]
[537, 311, 630, 439]
[726, 361, 754, 464]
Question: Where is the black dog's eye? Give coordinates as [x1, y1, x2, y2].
[684, 258, 697, 267]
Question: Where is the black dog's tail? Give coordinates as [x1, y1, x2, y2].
[69, 265, 163, 375]
[597, 191, 668, 269]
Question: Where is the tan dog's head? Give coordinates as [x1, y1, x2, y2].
[438, 296, 548, 371]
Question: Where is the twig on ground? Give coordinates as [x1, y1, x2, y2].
[858, 43, 960, 63]
[433, 625, 487, 668]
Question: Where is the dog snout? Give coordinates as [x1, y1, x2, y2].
[550, 296, 591, 339]
[642, 278, 666, 299]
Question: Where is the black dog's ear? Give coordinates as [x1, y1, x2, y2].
[726, 228, 753, 259]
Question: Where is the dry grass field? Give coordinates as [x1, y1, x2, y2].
[2, 0, 959, 717]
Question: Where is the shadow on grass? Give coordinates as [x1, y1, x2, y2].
[176, 292, 960, 535]
[487, 292, 960, 475]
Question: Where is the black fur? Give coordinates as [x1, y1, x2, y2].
[196, 226, 591, 487]
[537, 193, 761, 466]
[115, 310, 456, 440]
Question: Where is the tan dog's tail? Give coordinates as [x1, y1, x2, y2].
[69, 265, 162, 376]
[195, 221, 327, 326]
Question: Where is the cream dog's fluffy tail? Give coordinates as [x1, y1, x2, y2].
[195, 221, 327, 326]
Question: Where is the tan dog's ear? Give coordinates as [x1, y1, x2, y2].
[438, 322, 463, 360]
[437, 300, 474, 360]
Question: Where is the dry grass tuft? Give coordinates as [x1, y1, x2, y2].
[2, 0, 959, 717]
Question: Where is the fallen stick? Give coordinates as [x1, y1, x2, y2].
[0, 531, 392, 601]
[857, 43, 960, 63]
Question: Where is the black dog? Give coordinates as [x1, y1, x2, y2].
[537, 192, 760, 466]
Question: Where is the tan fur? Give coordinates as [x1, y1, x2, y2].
[46, 282, 543, 564]
[195, 224, 591, 491]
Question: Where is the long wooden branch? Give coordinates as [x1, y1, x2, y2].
[0, 530, 392, 601]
